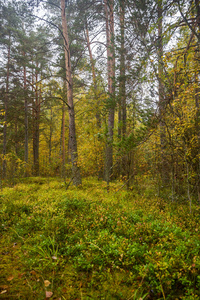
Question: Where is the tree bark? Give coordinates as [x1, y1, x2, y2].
[195, 0, 200, 201]
[158, 0, 168, 186]
[15, 115, 18, 155]
[2, 32, 11, 178]
[24, 60, 29, 176]
[61, 0, 82, 186]
[49, 106, 53, 164]
[33, 70, 40, 176]
[118, 0, 126, 176]
[119, 1, 126, 139]
[104, 0, 115, 185]
[62, 102, 66, 179]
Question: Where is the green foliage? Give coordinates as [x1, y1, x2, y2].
[1, 178, 200, 299]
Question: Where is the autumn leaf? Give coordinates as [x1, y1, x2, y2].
[0, 285, 8, 289]
[7, 275, 14, 281]
[18, 273, 25, 278]
[30, 270, 37, 275]
[45, 291, 53, 298]
[0, 290, 7, 294]
[44, 280, 51, 287]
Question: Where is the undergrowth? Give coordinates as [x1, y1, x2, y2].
[0, 177, 200, 299]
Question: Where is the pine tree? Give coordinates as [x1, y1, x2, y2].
[61, 0, 82, 186]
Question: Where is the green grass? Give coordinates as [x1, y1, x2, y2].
[0, 177, 200, 299]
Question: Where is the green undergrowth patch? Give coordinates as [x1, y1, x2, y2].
[0, 177, 200, 299]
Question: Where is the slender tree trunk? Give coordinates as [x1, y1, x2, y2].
[185, 154, 192, 213]
[62, 102, 66, 179]
[49, 106, 53, 164]
[61, 0, 81, 186]
[194, 0, 200, 201]
[104, 0, 115, 185]
[158, 0, 168, 186]
[33, 71, 40, 176]
[3, 33, 11, 178]
[15, 116, 18, 155]
[194, 57, 200, 201]
[119, 1, 126, 140]
[119, 0, 126, 176]
[24, 61, 29, 176]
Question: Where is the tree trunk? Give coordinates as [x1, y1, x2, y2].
[104, 0, 115, 185]
[119, 0, 126, 176]
[195, 0, 200, 201]
[49, 106, 53, 164]
[15, 116, 18, 155]
[62, 102, 66, 179]
[33, 71, 40, 176]
[158, 0, 168, 186]
[3, 33, 11, 178]
[61, 0, 82, 186]
[119, 1, 126, 140]
[24, 61, 29, 176]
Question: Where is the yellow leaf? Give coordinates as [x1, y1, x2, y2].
[0, 290, 7, 294]
[44, 280, 51, 287]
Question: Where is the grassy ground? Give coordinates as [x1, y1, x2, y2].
[0, 177, 200, 299]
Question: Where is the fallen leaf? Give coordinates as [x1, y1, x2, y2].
[7, 275, 14, 281]
[0, 285, 8, 289]
[44, 280, 51, 287]
[30, 270, 36, 275]
[45, 291, 53, 298]
[18, 273, 25, 278]
[0, 290, 7, 294]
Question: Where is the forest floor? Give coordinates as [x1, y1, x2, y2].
[0, 177, 200, 300]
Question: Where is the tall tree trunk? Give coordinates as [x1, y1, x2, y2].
[104, 0, 115, 185]
[195, 73, 200, 201]
[3, 33, 11, 178]
[195, 0, 200, 201]
[33, 71, 40, 176]
[119, 1, 126, 140]
[15, 115, 18, 155]
[158, 0, 168, 185]
[118, 0, 126, 176]
[62, 102, 66, 179]
[24, 61, 29, 176]
[49, 106, 53, 164]
[61, 0, 81, 186]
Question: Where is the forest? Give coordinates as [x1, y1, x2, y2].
[0, 0, 200, 299]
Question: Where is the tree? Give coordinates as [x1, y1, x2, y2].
[104, 0, 116, 186]
[157, 0, 169, 185]
[60, 0, 82, 186]
[117, 0, 127, 177]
